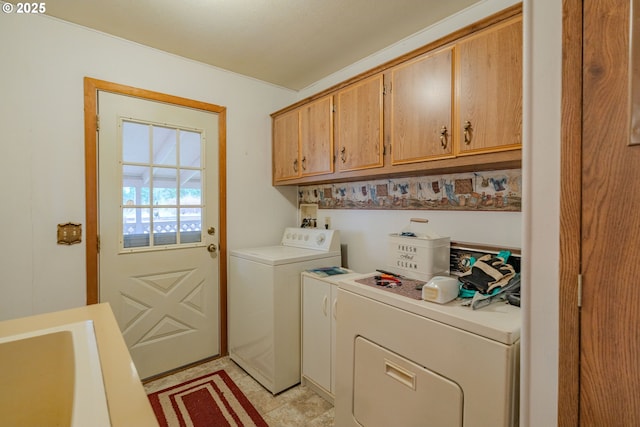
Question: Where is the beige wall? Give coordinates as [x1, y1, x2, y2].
[0, 1, 562, 425]
[0, 12, 297, 320]
[295, 0, 562, 425]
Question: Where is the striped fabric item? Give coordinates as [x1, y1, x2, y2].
[459, 254, 515, 294]
[148, 370, 268, 427]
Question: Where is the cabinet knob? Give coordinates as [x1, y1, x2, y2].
[463, 120, 473, 145]
[439, 125, 448, 149]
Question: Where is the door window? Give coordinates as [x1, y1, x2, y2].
[121, 119, 204, 250]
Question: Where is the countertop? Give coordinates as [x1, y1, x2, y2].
[0, 303, 158, 427]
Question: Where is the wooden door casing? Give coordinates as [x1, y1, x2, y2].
[581, 0, 640, 424]
[83, 78, 228, 358]
[558, 0, 582, 424]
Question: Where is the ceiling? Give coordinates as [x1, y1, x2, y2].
[23, 0, 480, 90]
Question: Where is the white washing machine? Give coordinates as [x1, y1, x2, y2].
[228, 227, 341, 394]
[335, 274, 521, 427]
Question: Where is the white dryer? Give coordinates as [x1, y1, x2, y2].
[335, 274, 521, 427]
[228, 227, 341, 394]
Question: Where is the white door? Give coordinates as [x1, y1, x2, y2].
[98, 91, 220, 379]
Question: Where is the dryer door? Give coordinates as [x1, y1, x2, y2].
[354, 337, 463, 427]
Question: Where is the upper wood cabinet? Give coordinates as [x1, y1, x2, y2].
[300, 96, 334, 177]
[270, 6, 522, 186]
[272, 95, 334, 183]
[272, 109, 299, 182]
[336, 75, 384, 172]
[456, 15, 522, 155]
[390, 46, 455, 164]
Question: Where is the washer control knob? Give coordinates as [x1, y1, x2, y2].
[316, 233, 326, 245]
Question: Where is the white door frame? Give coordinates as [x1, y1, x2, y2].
[83, 77, 228, 355]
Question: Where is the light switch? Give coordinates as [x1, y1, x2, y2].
[57, 223, 82, 245]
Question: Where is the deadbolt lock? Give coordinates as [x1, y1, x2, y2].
[207, 227, 216, 236]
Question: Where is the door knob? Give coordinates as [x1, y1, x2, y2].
[207, 244, 217, 253]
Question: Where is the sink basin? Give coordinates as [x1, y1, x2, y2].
[0, 320, 111, 427]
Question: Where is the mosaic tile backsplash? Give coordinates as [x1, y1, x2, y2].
[299, 169, 521, 211]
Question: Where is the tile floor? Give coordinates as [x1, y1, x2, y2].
[143, 356, 334, 427]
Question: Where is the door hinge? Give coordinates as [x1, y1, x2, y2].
[577, 274, 582, 308]
[96, 114, 100, 131]
[97, 235, 101, 253]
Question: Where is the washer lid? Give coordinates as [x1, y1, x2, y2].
[230, 245, 341, 265]
[338, 274, 521, 345]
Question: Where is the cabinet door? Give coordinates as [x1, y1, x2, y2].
[456, 16, 522, 155]
[302, 276, 331, 392]
[336, 75, 384, 171]
[300, 96, 334, 177]
[390, 47, 454, 164]
[272, 109, 299, 182]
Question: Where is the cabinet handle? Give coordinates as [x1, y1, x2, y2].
[340, 146, 346, 163]
[463, 120, 473, 145]
[322, 295, 328, 316]
[439, 125, 448, 149]
[293, 158, 298, 172]
[301, 156, 306, 170]
[332, 298, 337, 320]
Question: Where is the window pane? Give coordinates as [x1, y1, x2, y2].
[180, 207, 201, 243]
[153, 126, 177, 166]
[180, 130, 201, 167]
[122, 187, 136, 206]
[153, 208, 177, 245]
[122, 121, 149, 163]
[180, 170, 201, 205]
[122, 165, 150, 205]
[120, 119, 205, 251]
[122, 207, 150, 248]
[152, 168, 177, 205]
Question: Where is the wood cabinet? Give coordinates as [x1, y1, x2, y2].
[456, 15, 522, 155]
[272, 109, 299, 182]
[301, 273, 338, 402]
[336, 74, 384, 172]
[300, 96, 334, 177]
[390, 46, 455, 164]
[271, 6, 522, 186]
[272, 96, 334, 184]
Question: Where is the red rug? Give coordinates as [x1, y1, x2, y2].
[148, 369, 269, 427]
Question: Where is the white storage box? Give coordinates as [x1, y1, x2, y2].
[388, 219, 450, 281]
